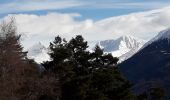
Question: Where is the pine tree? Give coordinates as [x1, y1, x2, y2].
[43, 35, 136, 100]
[86, 45, 134, 100]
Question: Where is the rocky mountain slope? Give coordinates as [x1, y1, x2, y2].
[119, 28, 170, 98]
[97, 35, 145, 62]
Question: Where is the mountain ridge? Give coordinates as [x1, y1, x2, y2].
[97, 35, 145, 62]
[27, 35, 145, 63]
[119, 28, 170, 98]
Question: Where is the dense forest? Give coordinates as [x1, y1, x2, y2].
[0, 19, 166, 100]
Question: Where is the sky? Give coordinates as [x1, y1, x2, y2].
[1, 0, 170, 20]
[1, 0, 170, 48]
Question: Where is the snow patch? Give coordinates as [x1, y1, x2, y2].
[27, 42, 50, 63]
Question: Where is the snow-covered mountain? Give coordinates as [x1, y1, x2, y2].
[97, 35, 145, 62]
[141, 28, 170, 50]
[27, 35, 145, 63]
[119, 28, 170, 97]
[27, 42, 50, 63]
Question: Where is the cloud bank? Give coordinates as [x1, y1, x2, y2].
[2, 6, 170, 49]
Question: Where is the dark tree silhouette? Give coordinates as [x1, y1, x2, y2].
[150, 86, 166, 100]
[0, 18, 60, 100]
[43, 35, 136, 100]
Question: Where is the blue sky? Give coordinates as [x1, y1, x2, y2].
[1, 0, 170, 20]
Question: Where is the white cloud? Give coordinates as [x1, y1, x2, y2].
[92, 6, 170, 40]
[2, 6, 170, 49]
[4, 12, 94, 48]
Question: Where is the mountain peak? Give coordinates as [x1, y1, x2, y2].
[118, 35, 136, 40]
[154, 28, 170, 40]
[119, 28, 170, 97]
[96, 35, 145, 62]
[141, 28, 170, 50]
[117, 35, 145, 49]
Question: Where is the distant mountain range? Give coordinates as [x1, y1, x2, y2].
[119, 28, 170, 98]
[27, 35, 145, 63]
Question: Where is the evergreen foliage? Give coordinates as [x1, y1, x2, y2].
[43, 35, 136, 100]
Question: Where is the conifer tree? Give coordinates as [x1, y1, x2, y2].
[43, 35, 137, 100]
